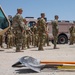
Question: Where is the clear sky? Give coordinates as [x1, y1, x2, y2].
[0, 0, 75, 21]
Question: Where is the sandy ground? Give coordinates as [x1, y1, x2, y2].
[0, 43, 75, 75]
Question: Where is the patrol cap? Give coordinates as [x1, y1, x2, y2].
[54, 15, 59, 18]
[17, 8, 23, 11]
[41, 13, 45, 16]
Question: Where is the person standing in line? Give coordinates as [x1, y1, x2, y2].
[37, 13, 46, 50]
[45, 23, 50, 46]
[6, 27, 14, 48]
[12, 8, 24, 52]
[51, 15, 59, 49]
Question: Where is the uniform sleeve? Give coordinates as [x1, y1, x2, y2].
[41, 18, 46, 32]
[17, 14, 24, 30]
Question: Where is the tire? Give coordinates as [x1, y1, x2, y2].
[58, 35, 68, 44]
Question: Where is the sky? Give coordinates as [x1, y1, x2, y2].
[0, 0, 75, 21]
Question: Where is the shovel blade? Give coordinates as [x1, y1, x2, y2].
[19, 56, 45, 72]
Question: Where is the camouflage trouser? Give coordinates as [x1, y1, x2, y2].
[53, 34, 58, 48]
[26, 34, 30, 48]
[7, 36, 13, 48]
[38, 33, 44, 50]
[22, 35, 26, 49]
[15, 31, 23, 52]
[45, 34, 50, 46]
[43, 33, 46, 46]
[32, 34, 34, 46]
[69, 35, 75, 45]
[34, 34, 38, 47]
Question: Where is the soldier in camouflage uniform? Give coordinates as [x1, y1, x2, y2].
[37, 13, 46, 50]
[30, 24, 34, 46]
[26, 27, 31, 48]
[45, 23, 50, 46]
[23, 21, 31, 48]
[6, 27, 14, 48]
[33, 23, 38, 47]
[31, 23, 38, 47]
[12, 8, 24, 52]
[69, 24, 75, 45]
[51, 15, 59, 49]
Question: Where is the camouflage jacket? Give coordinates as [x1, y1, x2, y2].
[37, 18, 46, 33]
[31, 25, 37, 34]
[69, 26, 74, 33]
[12, 13, 24, 32]
[51, 20, 59, 35]
[69, 26, 75, 36]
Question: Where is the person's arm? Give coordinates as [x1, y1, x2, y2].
[17, 14, 24, 33]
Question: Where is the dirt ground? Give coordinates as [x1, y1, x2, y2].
[0, 43, 75, 75]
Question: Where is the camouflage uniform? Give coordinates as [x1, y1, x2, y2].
[22, 19, 26, 50]
[22, 23, 26, 50]
[45, 24, 50, 46]
[12, 8, 24, 52]
[37, 18, 46, 50]
[31, 24, 38, 47]
[25, 25, 30, 48]
[69, 25, 75, 45]
[51, 15, 59, 49]
[42, 33, 46, 46]
[33, 25, 38, 47]
[7, 28, 14, 48]
[30, 26, 34, 46]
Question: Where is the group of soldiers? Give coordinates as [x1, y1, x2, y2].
[0, 8, 60, 52]
[1, 8, 51, 52]
[1, 8, 75, 52]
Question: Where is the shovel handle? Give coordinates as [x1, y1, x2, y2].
[40, 61, 75, 64]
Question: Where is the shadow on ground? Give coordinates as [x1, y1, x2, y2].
[42, 68, 75, 72]
[15, 68, 75, 74]
[31, 48, 54, 51]
[15, 68, 38, 74]
[0, 49, 4, 51]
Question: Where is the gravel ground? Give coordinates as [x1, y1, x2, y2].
[0, 43, 75, 75]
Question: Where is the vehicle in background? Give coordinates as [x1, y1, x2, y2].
[24, 17, 74, 44]
[25, 17, 37, 27]
[47, 20, 74, 44]
[0, 5, 10, 35]
[25, 17, 47, 28]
